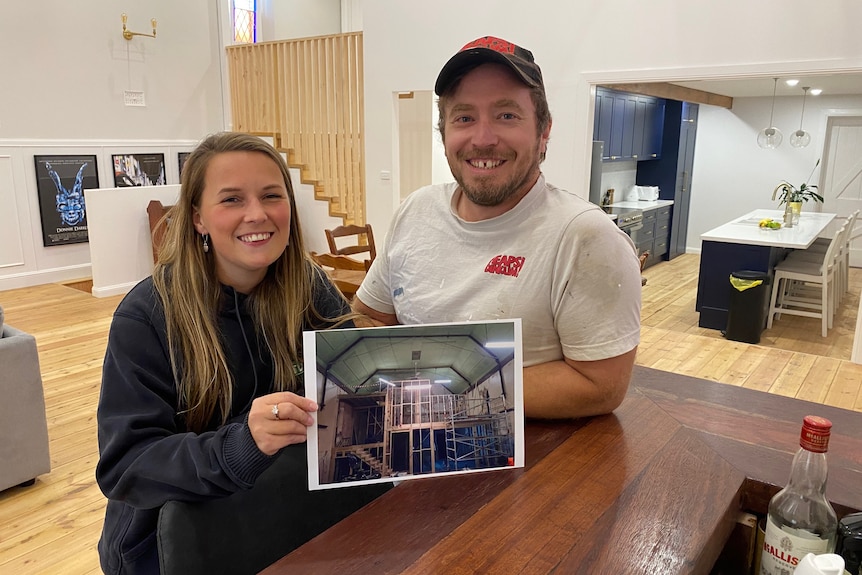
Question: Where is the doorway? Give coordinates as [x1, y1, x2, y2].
[395, 90, 454, 202]
[821, 114, 862, 266]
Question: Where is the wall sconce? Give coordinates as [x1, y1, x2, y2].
[121, 13, 157, 41]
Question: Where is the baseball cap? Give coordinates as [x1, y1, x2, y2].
[434, 36, 544, 96]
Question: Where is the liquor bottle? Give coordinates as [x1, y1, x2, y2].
[760, 415, 838, 575]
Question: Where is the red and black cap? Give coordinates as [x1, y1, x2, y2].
[434, 36, 544, 96]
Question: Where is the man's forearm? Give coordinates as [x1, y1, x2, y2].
[522, 349, 636, 419]
[352, 296, 399, 327]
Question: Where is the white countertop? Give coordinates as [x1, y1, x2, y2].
[608, 200, 674, 211]
[700, 209, 838, 249]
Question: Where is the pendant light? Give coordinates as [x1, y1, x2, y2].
[790, 86, 811, 148]
[757, 78, 783, 149]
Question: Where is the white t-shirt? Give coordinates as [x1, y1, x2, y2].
[357, 175, 642, 365]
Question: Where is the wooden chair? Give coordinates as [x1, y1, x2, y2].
[310, 252, 366, 299]
[638, 251, 650, 286]
[325, 224, 376, 268]
[147, 200, 174, 265]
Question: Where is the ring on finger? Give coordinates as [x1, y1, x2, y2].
[272, 404, 280, 420]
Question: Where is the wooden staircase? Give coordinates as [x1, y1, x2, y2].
[227, 33, 365, 226]
[339, 445, 391, 477]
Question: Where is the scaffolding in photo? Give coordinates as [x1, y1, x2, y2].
[331, 378, 513, 482]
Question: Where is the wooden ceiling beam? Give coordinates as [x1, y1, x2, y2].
[599, 82, 734, 109]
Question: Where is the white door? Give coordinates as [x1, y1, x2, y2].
[821, 115, 862, 266]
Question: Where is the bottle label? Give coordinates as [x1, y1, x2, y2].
[760, 516, 832, 575]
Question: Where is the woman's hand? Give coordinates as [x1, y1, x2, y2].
[248, 392, 318, 455]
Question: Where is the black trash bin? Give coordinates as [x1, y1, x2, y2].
[724, 270, 770, 344]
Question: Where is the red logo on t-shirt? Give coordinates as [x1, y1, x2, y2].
[484, 255, 525, 277]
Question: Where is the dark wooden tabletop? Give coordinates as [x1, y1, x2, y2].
[261, 366, 862, 575]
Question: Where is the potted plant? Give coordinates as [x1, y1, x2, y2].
[772, 159, 824, 224]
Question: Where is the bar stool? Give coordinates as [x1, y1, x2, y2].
[802, 210, 859, 300]
[766, 222, 846, 337]
[785, 215, 854, 309]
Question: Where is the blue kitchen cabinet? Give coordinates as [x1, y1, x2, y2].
[641, 97, 666, 159]
[637, 205, 672, 270]
[594, 87, 665, 162]
[637, 100, 698, 261]
[593, 89, 614, 156]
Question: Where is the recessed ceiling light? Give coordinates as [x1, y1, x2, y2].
[810, 88, 823, 96]
[785, 79, 799, 87]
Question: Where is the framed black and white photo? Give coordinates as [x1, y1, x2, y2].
[112, 153, 166, 187]
[303, 319, 524, 490]
[178, 152, 191, 181]
[33, 155, 99, 246]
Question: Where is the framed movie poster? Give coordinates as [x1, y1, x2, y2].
[33, 155, 99, 246]
[178, 152, 190, 181]
[112, 153, 166, 187]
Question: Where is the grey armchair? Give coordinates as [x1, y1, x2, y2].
[0, 313, 51, 492]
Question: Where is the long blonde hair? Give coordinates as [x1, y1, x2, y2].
[152, 132, 339, 432]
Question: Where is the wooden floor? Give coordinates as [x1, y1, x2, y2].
[1, 255, 861, 574]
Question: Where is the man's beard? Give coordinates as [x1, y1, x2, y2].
[453, 146, 542, 207]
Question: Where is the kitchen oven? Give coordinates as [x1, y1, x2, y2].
[602, 206, 644, 242]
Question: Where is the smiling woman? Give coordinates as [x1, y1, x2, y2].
[93, 132, 372, 575]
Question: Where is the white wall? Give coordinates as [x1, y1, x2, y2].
[85, 185, 182, 297]
[0, 1, 224, 140]
[0, 0, 225, 290]
[271, 0, 341, 39]
[360, 1, 862, 242]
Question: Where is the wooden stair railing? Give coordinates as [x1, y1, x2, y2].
[226, 33, 365, 227]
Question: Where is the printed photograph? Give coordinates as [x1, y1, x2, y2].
[33, 155, 99, 246]
[303, 319, 524, 491]
[112, 153, 166, 187]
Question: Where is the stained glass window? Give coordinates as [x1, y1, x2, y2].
[234, 0, 256, 43]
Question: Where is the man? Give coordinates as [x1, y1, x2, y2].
[354, 36, 641, 419]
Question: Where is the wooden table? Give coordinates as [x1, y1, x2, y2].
[696, 209, 837, 329]
[262, 366, 862, 574]
[324, 268, 365, 298]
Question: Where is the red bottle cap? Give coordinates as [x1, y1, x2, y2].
[800, 415, 832, 453]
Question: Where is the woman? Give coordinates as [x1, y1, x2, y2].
[95, 132, 352, 574]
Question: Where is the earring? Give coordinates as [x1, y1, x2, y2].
[202, 234, 209, 253]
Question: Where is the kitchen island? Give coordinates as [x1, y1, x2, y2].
[262, 366, 862, 575]
[696, 208, 837, 330]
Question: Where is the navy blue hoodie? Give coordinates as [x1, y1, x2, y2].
[96, 268, 349, 574]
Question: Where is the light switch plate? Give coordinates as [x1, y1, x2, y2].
[124, 90, 146, 107]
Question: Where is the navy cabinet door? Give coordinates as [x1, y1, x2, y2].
[594, 89, 614, 159]
[620, 94, 638, 160]
[607, 94, 626, 159]
[642, 98, 666, 160]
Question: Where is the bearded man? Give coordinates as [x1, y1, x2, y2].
[354, 36, 641, 419]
